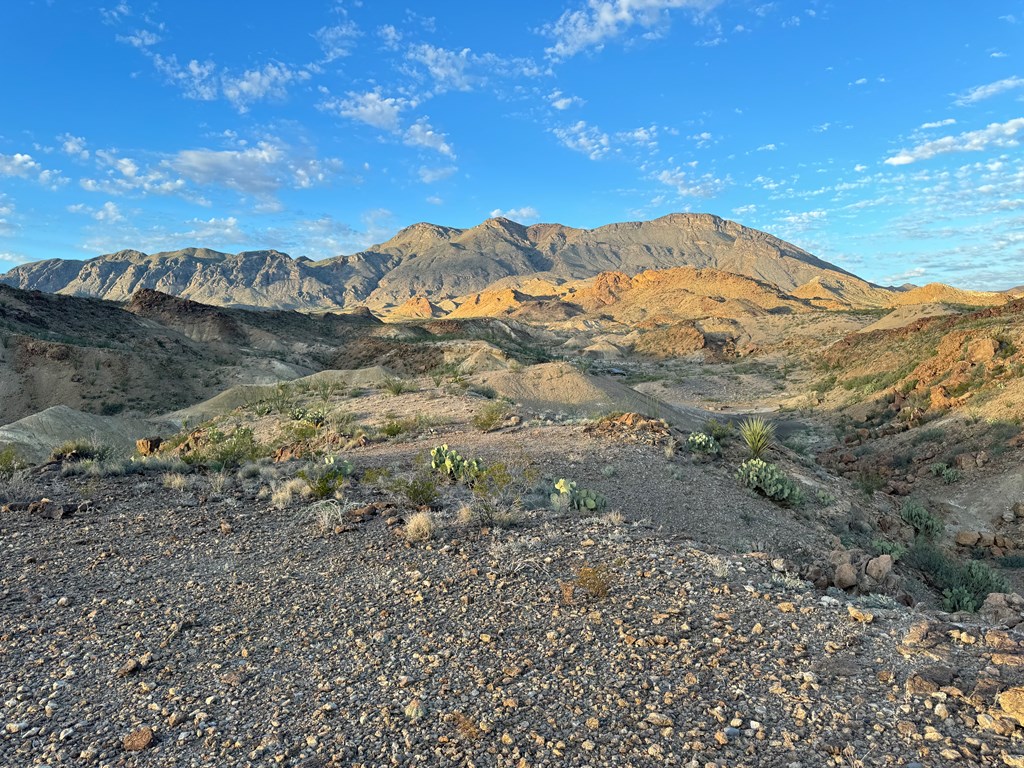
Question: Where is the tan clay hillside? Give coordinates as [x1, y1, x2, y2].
[791, 273, 895, 309]
[888, 282, 1010, 308]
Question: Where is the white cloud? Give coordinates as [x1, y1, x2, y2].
[151, 54, 218, 100]
[543, 0, 723, 59]
[617, 125, 658, 148]
[991, 51, 1007, 58]
[404, 119, 455, 158]
[732, 203, 756, 216]
[690, 131, 713, 148]
[405, 44, 474, 92]
[756, 143, 777, 151]
[881, 267, 926, 284]
[0, 194, 14, 235]
[0, 152, 64, 187]
[418, 166, 458, 183]
[70, 201, 125, 223]
[850, 77, 868, 86]
[116, 29, 160, 49]
[552, 120, 611, 159]
[0, 251, 31, 266]
[884, 117, 1024, 165]
[221, 63, 310, 113]
[314, 21, 360, 62]
[854, 163, 868, 172]
[489, 206, 541, 223]
[169, 141, 342, 195]
[60, 134, 89, 160]
[324, 89, 407, 130]
[655, 166, 728, 197]
[954, 76, 1024, 106]
[426, 195, 443, 205]
[99, 2, 132, 25]
[378, 24, 402, 49]
[919, 118, 956, 130]
[548, 89, 585, 110]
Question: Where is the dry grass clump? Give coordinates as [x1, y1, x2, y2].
[271, 477, 310, 509]
[404, 511, 436, 542]
[576, 563, 614, 599]
[162, 472, 189, 491]
[309, 500, 345, 534]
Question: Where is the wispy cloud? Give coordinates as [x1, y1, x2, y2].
[548, 89, 585, 110]
[418, 166, 457, 184]
[542, 0, 723, 59]
[405, 43, 474, 92]
[220, 63, 311, 113]
[884, 117, 1024, 165]
[404, 119, 455, 158]
[954, 75, 1024, 106]
[489, 205, 540, 223]
[919, 118, 956, 130]
[655, 165, 728, 197]
[552, 120, 611, 159]
[314, 20, 361, 62]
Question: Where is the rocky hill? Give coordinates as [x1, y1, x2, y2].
[1, 213, 869, 311]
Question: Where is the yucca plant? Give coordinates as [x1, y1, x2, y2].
[738, 416, 775, 459]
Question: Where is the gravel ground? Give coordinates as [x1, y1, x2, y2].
[2, 463, 1024, 768]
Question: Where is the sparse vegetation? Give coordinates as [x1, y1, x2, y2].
[686, 431, 719, 455]
[904, 542, 1010, 613]
[50, 439, 110, 463]
[298, 456, 353, 500]
[382, 376, 412, 396]
[430, 444, 484, 484]
[575, 563, 613, 599]
[703, 418, 733, 443]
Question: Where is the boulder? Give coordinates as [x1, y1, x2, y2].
[865, 555, 893, 582]
[135, 436, 162, 456]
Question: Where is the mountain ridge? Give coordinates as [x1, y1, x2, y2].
[1, 213, 869, 311]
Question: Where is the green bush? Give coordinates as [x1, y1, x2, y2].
[736, 459, 803, 505]
[905, 542, 1010, 613]
[550, 478, 606, 513]
[0, 446, 25, 476]
[871, 539, 906, 561]
[900, 498, 942, 538]
[392, 474, 439, 507]
[472, 400, 511, 432]
[298, 456, 354, 500]
[183, 427, 264, 469]
[382, 377, 411, 396]
[703, 418, 733, 443]
[737, 416, 775, 459]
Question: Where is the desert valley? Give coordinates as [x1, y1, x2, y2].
[1, 213, 1023, 767]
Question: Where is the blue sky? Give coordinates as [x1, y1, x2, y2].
[1, 1, 1022, 289]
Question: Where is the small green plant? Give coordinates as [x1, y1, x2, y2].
[815, 489, 836, 506]
[298, 455, 354, 500]
[183, 427, 264, 469]
[313, 379, 339, 403]
[737, 416, 775, 459]
[736, 459, 803, 505]
[382, 377, 411, 396]
[381, 419, 407, 438]
[397, 474, 439, 507]
[550, 478, 606, 512]
[472, 400, 511, 432]
[900, 498, 942, 538]
[703, 418, 733, 443]
[686, 432, 720, 455]
[941, 466, 963, 484]
[942, 585, 977, 613]
[871, 539, 907, 561]
[0, 446, 25, 477]
[267, 383, 296, 415]
[430, 444, 485, 485]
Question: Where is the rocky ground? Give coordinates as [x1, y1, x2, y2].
[2, 454, 1024, 768]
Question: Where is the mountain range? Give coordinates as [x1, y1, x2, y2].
[0, 213, 878, 311]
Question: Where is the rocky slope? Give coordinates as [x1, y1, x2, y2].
[1, 214, 869, 311]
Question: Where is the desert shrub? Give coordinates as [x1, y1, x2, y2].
[997, 555, 1024, 568]
[871, 539, 906, 561]
[361, 466, 393, 485]
[271, 477, 309, 509]
[703, 418, 733, 443]
[687, 432, 720, 455]
[468, 384, 498, 399]
[900, 498, 942, 538]
[404, 511, 436, 542]
[469, 462, 524, 527]
[50, 439, 110, 463]
[816, 489, 836, 506]
[298, 456, 353, 500]
[309, 499, 345, 534]
[575, 563, 613, 599]
[184, 427, 264, 469]
[905, 542, 1009, 613]
[290, 407, 326, 428]
[736, 459, 803, 505]
[941, 466, 962, 484]
[550, 478, 606, 512]
[267, 383, 296, 415]
[431, 444, 484, 484]
[380, 419, 407, 437]
[0, 446, 25, 476]
[854, 468, 885, 496]
[382, 376, 411, 396]
[162, 472, 189, 491]
[737, 416, 775, 459]
[472, 400, 510, 432]
[393, 473, 439, 507]
[313, 379, 340, 403]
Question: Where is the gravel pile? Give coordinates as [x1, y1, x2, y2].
[2, 468, 1023, 768]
